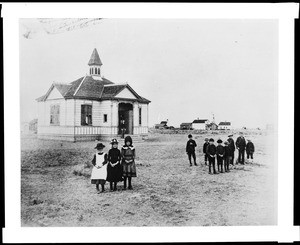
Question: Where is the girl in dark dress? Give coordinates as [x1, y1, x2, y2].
[106, 138, 123, 191]
[121, 136, 137, 190]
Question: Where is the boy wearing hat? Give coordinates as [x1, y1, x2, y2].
[216, 139, 225, 173]
[224, 141, 232, 172]
[203, 138, 209, 165]
[107, 139, 123, 191]
[206, 138, 217, 174]
[236, 132, 246, 164]
[186, 134, 198, 166]
[91, 143, 108, 193]
[246, 139, 255, 162]
[227, 134, 235, 165]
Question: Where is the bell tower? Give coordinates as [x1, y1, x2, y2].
[88, 48, 102, 77]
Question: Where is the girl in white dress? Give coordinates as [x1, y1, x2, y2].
[91, 143, 108, 193]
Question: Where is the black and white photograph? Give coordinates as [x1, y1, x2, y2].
[2, 2, 299, 243]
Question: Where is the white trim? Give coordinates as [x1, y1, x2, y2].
[73, 76, 86, 96]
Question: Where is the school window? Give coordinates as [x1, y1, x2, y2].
[103, 114, 108, 123]
[139, 107, 142, 125]
[81, 104, 92, 126]
[50, 104, 60, 125]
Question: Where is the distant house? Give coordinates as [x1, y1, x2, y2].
[218, 121, 231, 130]
[192, 119, 209, 130]
[207, 122, 218, 130]
[36, 48, 151, 141]
[180, 122, 193, 130]
[155, 120, 168, 129]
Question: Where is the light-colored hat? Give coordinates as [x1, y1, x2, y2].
[110, 138, 119, 144]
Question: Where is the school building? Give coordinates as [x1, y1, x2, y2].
[36, 48, 151, 141]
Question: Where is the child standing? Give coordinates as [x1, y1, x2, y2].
[206, 138, 217, 174]
[91, 143, 108, 193]
[246, 139, 255, 162]
[186, 134, 198, 166]
[224, 141, 232, 172]
[121, 136, 137, 190]
[203, 138, 209, 165]
[106, 139, 123, 191]
[216, 139, 225, 173]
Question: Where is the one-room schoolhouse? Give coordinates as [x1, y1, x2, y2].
[36, 48, 151, 141]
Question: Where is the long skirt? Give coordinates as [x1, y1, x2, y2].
[122, 160, 137, 177]
[106, 163, 123, 182]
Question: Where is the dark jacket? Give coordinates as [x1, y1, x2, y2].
[246, 142, 255, 153]
[107, 148, 122, 163]
[228, 138, 235, 152]
[203, 142, 209, 154]
[236, 136, 246, 150]
[206, 144, 216, 156]
[224, 145, 233, 157]
[216, 145, 225, 156]
[186, 139, 197, 152]
[92, 153, 108, 166]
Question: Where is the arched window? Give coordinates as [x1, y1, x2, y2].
[95, 68, 98, 74]
[90, 68, 91, 74]
[98, 68, 100, 74]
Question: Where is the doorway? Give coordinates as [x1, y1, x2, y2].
[118, 103, 133, 135]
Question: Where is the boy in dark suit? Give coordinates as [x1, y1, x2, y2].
[216, 139, 225, 173]
[227, 134, 235, 165]
[206, 138, 217, 174]
[236, 132, 246, 164]
[203, 138, 209, 165]
[246, 139, 255, 162]
[224, 141, 232, 172]
[186, 134, 198, 166]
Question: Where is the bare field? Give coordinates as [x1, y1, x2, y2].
[21, 131, 277, 226]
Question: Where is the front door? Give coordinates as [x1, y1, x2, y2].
[118, 103, 133, 135]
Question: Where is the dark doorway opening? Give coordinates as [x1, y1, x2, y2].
[118, 103, 133, 135]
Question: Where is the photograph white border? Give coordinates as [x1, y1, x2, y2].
[3, 2, 299, 243]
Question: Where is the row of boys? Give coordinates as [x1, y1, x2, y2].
[186, 133, 255, 174]
[90, 136, 137, 193]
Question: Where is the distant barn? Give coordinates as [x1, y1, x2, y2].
[180, 122, 193, 130]
[192, 119, 209, 130]
[207, 122, 218, 130]
[218, 121, 231, 130]
[155, 121, 168, 129]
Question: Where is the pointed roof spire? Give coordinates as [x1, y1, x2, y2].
[88, 48, 102, 66]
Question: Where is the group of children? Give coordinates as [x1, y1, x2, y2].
[90, 136, 136, 194]
[186, 133, 255, 174]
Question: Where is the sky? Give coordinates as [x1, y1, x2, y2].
[19, 18, 278, 128]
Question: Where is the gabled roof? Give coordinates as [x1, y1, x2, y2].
[180, 122, 192, 125]
[192, 119, 208, 123]
[219, 122, 231, 126]
[88, 48, 102, 66]
[36, 75, 150, 103]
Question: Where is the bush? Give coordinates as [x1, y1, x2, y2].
[72, 164, 92, 178]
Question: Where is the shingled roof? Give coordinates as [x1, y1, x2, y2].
[36, 75, 150, 103]
[192, 119, 208, 123]
[88, 48, 102, 66]
[219, 122, 231, 126]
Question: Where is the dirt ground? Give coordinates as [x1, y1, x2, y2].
[21, 131, 277, 226]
